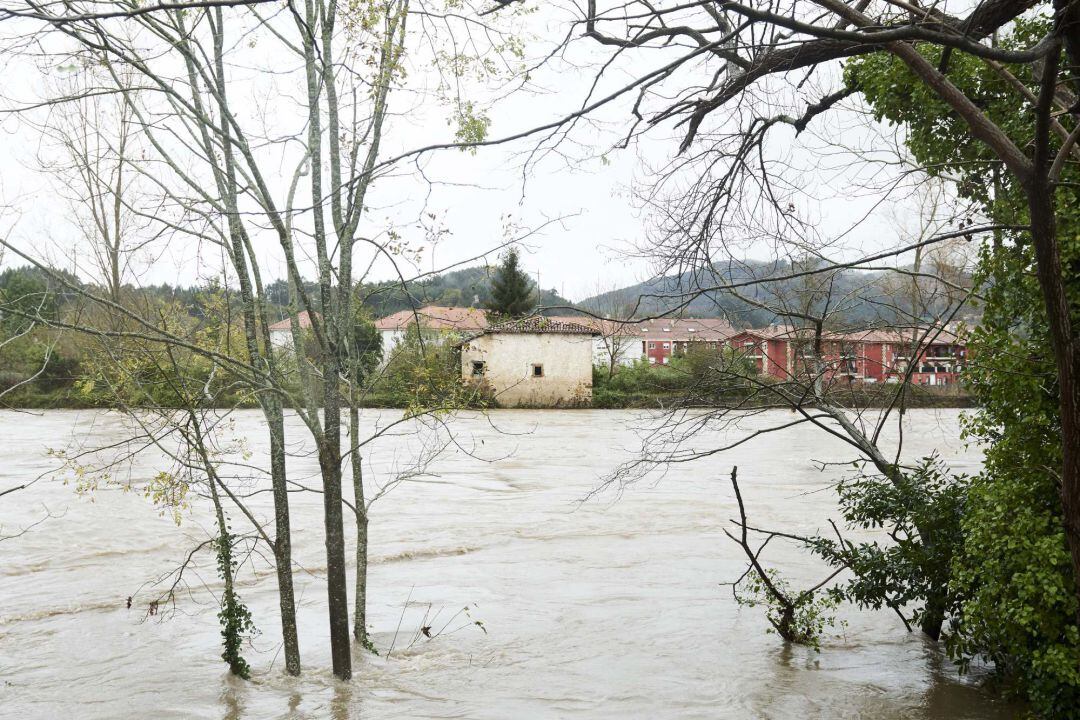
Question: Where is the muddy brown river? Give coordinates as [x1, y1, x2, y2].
[0, 409, 1020, 718]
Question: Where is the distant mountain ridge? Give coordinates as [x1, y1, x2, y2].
[6, 257, 967, 330]
[358, 264, 575, 318]
[575, 260, 974, 328]
[360, 258, 974, 328]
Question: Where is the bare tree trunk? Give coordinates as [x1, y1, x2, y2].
[266, 398, 301, 675]
[347, 362, 370, 646]
[354, 510, 370, 643]
[197, 7, 305, 675]
[318, 433, 352, 679]
[351, 407, 370, 645]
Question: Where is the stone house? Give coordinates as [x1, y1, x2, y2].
[458, 317, 598, 407]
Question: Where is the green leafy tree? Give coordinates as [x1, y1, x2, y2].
[953, 240, 1080, 715]
[0, 266, 58, 337]
[811, 456, 968, 639]
[349, 304, 384, 384]
[378, 326, 487, 413]
[437, 287, 464, 307]
[849, 20, 1080, 715]
[485, 247, 535, 319]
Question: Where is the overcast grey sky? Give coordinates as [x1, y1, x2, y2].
[0, 2, 931, 302]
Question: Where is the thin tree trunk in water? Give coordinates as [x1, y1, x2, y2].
[266, 398, 301, 675]
[317, 310, 351, 678]
[354, 510, 369, 643]
[919, 591, 945, 641]
[298, 0, 351, 679]
[320, 428, 352, 679]
[351, 396, 369, 645]
[188, 7, 304, 673]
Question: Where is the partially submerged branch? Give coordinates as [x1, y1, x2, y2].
[722, 466, 845, 649]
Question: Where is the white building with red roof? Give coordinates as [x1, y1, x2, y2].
[374, 305, 489, 353]
[268, 310, 317, 351]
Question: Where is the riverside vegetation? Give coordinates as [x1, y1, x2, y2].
[2, 0, 1078, 712]
[1, 266, 971, 411]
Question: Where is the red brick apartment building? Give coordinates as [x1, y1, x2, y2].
[752, 326, 967, 386]
[631, 320, 968, 386]
[634, 318, 737, 365]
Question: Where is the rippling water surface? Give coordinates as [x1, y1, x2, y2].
[0, 408, 1020, 719]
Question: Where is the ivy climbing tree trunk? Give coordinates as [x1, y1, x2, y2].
[1027, 166, 1080, 619]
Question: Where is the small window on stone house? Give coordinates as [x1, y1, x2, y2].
[471, 361, 486, 377]
[532, 364, 544, 377]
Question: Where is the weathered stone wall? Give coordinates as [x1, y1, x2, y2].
[460, 333, 594, 407]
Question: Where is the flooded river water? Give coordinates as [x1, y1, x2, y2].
[0, 409, 1019, 718]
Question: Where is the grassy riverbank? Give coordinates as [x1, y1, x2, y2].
[2, 345, 972, 411]
[591, 361, 973, 409]
[3, 384, 973, 411]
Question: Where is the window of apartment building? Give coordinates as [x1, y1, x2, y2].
[648, 357, 656, 364]
[662, 356, 669, 364]
[532, 364, 544, 377]
[662, 342, 670, 349]
[471, 361, 485, 377]
[648, 342, 656, 349]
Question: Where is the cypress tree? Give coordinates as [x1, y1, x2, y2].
[486, 247, 535, 319]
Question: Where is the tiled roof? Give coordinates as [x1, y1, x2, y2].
[735, 324, 965, 345]
[483, 316, 599, 335]
[729, 323, 813, 340]
[545, 315, 639, 337]
[548, 315, 740, 341]
[842, 326, 965, 345]
[631, 317, 737, 342]
[268, 310, 317, 331]
[375, 305, 488, 331]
